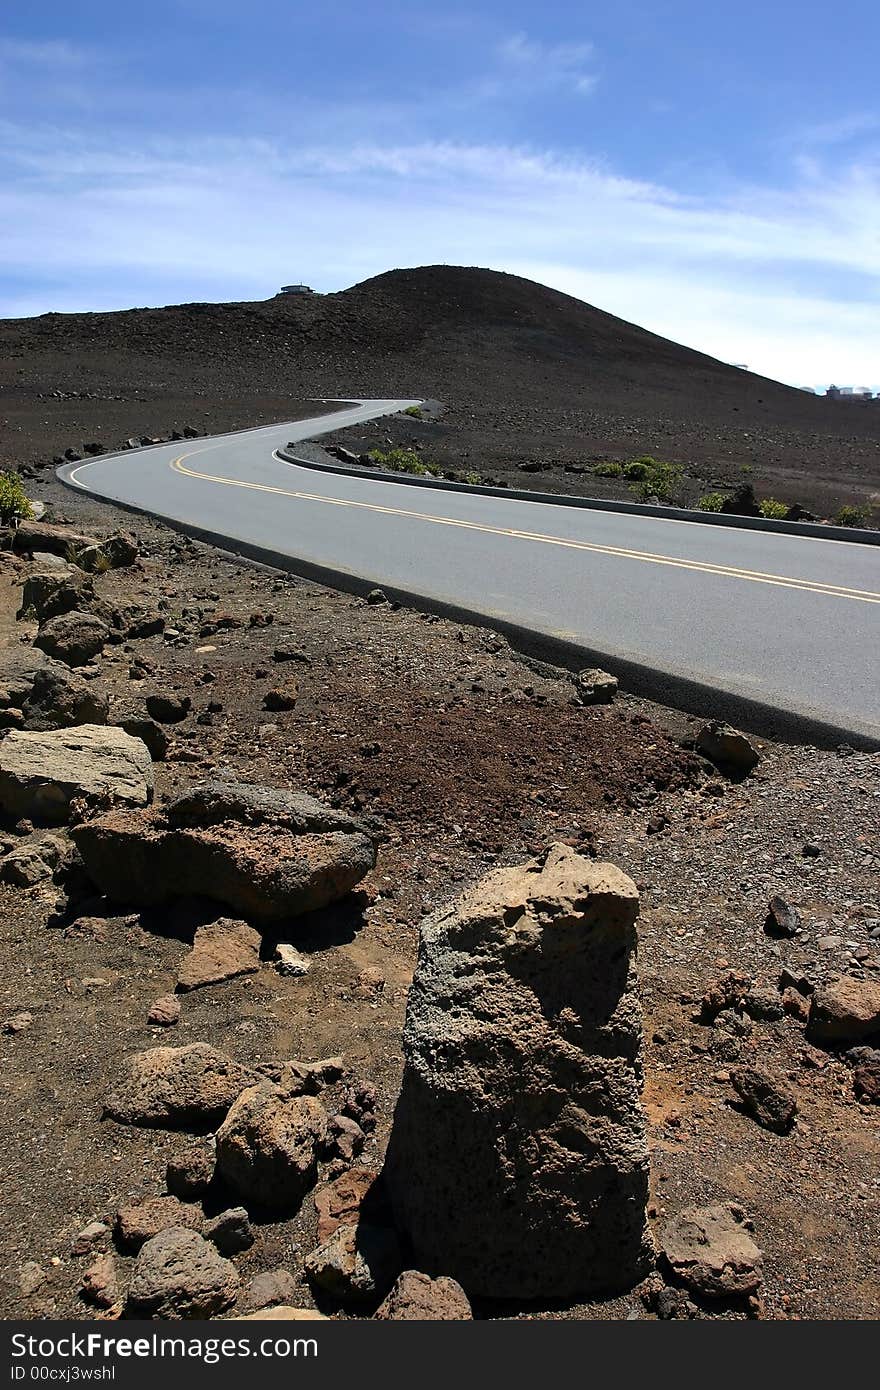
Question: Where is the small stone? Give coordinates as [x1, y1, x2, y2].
[274, 943, 310, 977]
[115, 1196, 203, 1252]
[19, 1262, 47, 1297]
[695, 722, 760, 777]
[176, 918, 261, 992]
[807, 977, 880, 1043]
[166, 1143, 215, 1200]
[2, 1010, 34, 1035]
[240, 1269, 299, 1314]
[852, 1054, 880, 1103]
[263, 683, 298, 712]
[660, 1202, 762, 1297]
[801, 842, 822, 858]
[204, 1207, 254, 1255]
[71, 1221, 110, 1256]
[574, 668, 618, 704]
[214, 1082, 328, 1210]
[148, 994, 180, 1027]
[375, 1270, 473, 1320]
[304, 1222, 402, 1304]
[764, 896, 800, 938]
[366, 588, 388, 605]
[145, 692, 191, 724]
[730, 1065, 797, 1133]
[81, 1254, 119, 1309]
[104, 1043, 252, 1129]
[781, 988, 811, 1022]
[314, 1167, 383, 1242]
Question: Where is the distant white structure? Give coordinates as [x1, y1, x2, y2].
[279, 284, 314, 295]
[826, 384, 876, 399]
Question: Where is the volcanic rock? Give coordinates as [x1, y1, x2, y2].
[731, 1065, 797, 1133]
[304, 1222, 402, 1304]
[176, 918, 262, 992]
[18, 568, 92, 623]
[72, 777, 377, 922]
[35, 611, 109, 666]
[696, 721, 760, 777]
[807, 977, 880, 1043]
[575, 668, 618, 704]
[764, 896, 801, 938]
[375, 1270, 472, 1320]
[147, 994, 180, 1027]
[22, 666, 109, 731]
[127, 1228, 238, 1319]
[204, 1207, 254, 1255]
[215, 1080, 328, 1209]
[0, 725, 153, 824]
[660, 1202, 763, 1297]
[104, 1043, 253, 1129]
[115, 1196, 203, 1252]
[383, 842, 652, 1299]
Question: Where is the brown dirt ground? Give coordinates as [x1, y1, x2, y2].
[0, 464, 877, 1322]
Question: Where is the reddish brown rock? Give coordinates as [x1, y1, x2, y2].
[176, 918, 261, 992]
[375, 1270, 472, 1320]
[115, 1196, 203, 1251]
[807, 977, 880, 1043]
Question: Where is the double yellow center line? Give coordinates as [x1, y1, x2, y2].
[168, 447, 880, 607]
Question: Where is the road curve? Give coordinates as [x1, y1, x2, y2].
[59, 399, 880, 746]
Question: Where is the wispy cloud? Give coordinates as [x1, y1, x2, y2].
[1, 122, 877, 387]
[497, 32, 598, 96]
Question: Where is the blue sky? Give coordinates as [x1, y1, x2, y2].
[1, 0, 878, 387]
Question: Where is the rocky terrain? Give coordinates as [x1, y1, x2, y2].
[3, 266, 879, 519]
[0, 452, 877, 1321]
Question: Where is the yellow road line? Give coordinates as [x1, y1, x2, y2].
[166, 447, 880, 606]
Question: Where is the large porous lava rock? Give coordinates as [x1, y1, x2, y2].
[22, 666, 109, 731]
[72, 777, 377, 922]
[214, 1080, 328, 1210]
[18, 568, 93, 623]
[0, 725, 153, 824]
[104, 1043, 254, 1130]
[383, 842, 652, 1300]
[34, 611, 110, 667]
[127, 1228, 238, 1319]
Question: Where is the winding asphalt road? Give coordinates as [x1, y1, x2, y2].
[59, 399, 880, 746]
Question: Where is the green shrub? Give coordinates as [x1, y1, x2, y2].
[758, 497, 788, 519]
[592, 461, 622, 478]
[622, 457, 655, 481]
[835, 503, 871, 527]
[460, 472, 481, 486]
[403, 405, 423, 418]
[627, 458, 683, 502]
[698, 492, 727, 512]
[368, 447, 440, 478]
[0, 472, 34, 525]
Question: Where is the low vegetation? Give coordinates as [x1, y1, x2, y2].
[698, 492, 727, 512]
[758, 498, 789, 519]
[0, 472, 34, 525]
[834, 503, 872, 527]
[626, 457, 684, 503]
[403, 405, 423, 419]
[368, 447, 442, 478]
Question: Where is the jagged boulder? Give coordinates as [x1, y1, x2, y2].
[72, 778, 377, 922]
[22, 666, 109, 731]
[0, 725, 152, 824]
[105, 1043, 253, 1130]
[34, 611, 110, 667]
[383, 843, 652, 1299]
[127, 1229, 238, 1319]
[215, 1080, 327, 1210]
[18, 568, 93, 623]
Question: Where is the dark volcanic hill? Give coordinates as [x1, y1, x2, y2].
[2, 265, 878, 513]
